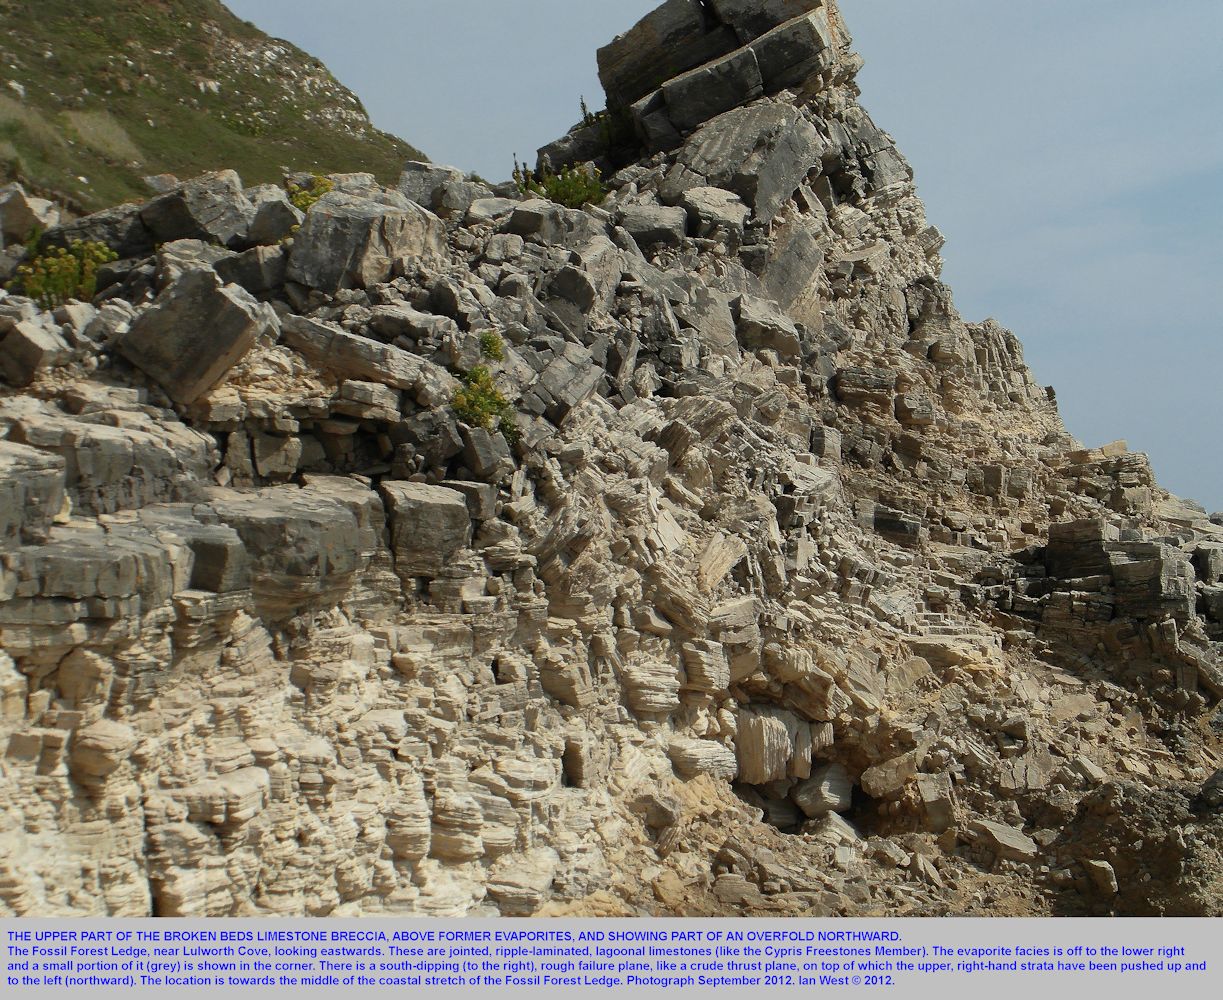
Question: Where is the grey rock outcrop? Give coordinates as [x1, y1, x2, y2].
[0, 0, 1219, 922]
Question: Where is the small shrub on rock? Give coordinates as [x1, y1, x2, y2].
[513, 158, 605, 209]
[479, 331, 505, 361]
[287, 174, 335, 213]
[453, 366, 519, 444]
[8, 239, 117, 309]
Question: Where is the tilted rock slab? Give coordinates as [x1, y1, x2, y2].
[118, 269, 277, 405]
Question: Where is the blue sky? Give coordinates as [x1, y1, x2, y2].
[224, 0, 1223, 510]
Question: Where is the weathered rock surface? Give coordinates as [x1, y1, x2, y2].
[287, 191, 445, 293]
[117, 269, 277, 404]
[0, 0, 1219, 921]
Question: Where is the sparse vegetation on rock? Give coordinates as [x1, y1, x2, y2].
[0, 0, 1218, 923]
[453, 366, 517, 443]
[7, 237, 116, 309]
[513, 157, 606, 208]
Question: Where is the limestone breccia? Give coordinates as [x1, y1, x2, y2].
[1, 0, 1221, 919]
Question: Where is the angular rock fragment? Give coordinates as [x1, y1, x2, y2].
[281, 315, 456, 402]
[398, 161, 489, 219]
[0, 183, 61, 242]
[682, 640, 731, 692]
[734, 294, 801, 358]
[0, 319, 70, 386]
[917, 773, 956, 833]
[970, 819, 1039, 862]
[118, 269, 277, 404]
[620, 203, 690, 249]
[140, 170, 256, 248]
[859, 752, 918, 799]
[669, 738, 739, 780]
[136, 506, 250, 594]
[460, 426, 514, 483]
[622, 657, 682, 715]
[287, 191, 444, 293]
[792, 762, 852, 817]
[833, 366, 896, 407]
[379, 482, 472, 579]
[758, 219, 824, 317]
[215, 244, 288, 295]
[681, 185, 750, 245]
[244, 185, 304, 246]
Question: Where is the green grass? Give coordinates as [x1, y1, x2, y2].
[0, 0, 426, 213]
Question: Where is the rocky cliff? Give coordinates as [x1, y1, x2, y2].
[0, 0, 1220, 918]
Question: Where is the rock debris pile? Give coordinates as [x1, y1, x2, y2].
[1, 0, 1220, 917]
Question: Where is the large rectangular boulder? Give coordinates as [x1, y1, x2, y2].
[618, 203, 689, 249]
[750, 10, 837, 90]
[286, 191, 444, 293]
[661, 46, 764, 134]
[0, 319, 71, 387]
[117, 268, 277, 405]
[1045, 518, 1119, 580]
[597, 0, 739, 108]
[139, 170, 256, 249]
[735, 711, 792, 785]
[205, 485, 364, 620]
[379, 482, 472, 579]
[710, 0, 826, 42]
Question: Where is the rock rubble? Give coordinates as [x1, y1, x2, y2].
[1, 0, 1220, 918]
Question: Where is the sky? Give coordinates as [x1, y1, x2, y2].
[224, 0, 1223, 510]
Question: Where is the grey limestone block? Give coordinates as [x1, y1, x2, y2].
[118, 268, 277, 405]
[139, 170, 257, 249]
[287, 191, 445, 293]
[379, 481, 473, 579]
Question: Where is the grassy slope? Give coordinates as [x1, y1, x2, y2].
[0, 0, 425, 212]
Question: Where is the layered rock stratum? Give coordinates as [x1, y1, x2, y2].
[1, 0, 1220, 918]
